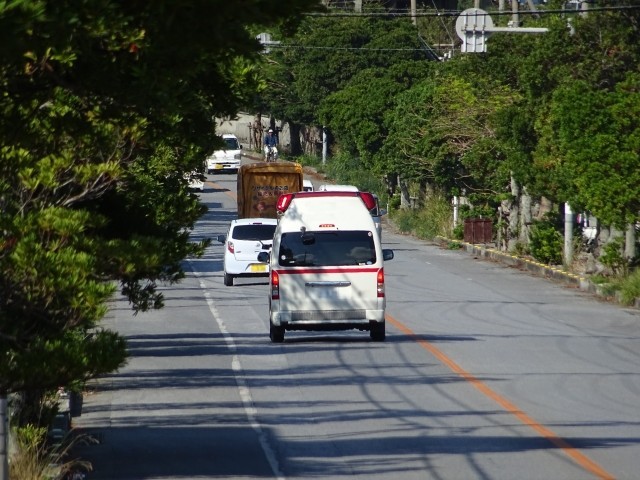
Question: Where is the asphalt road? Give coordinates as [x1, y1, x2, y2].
[75, 167, 640, 480]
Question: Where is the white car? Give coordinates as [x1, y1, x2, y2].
[317, 184, 359, 192]
[207, 133, 242, 174]
[302, 179, 314, 192]
[217, 218, 278, 286]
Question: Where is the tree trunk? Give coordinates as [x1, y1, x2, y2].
[507, 174, 520, 251]
[288, 121, 302, 156]
[537, 196, 554, 220]
[398, 175, 411, 209]
[252, 113, 262, 153]
[519, 185, 532, 244]
[625, 223, 636, 260]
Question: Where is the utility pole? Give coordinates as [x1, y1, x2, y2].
[564, 203, 574, 266]
[355, 0, 362, 13]
[510, 0, 520, 27]
[411, 0, 417, 26]
[581, 0, 589, 16]
[322, 126, 327, 165]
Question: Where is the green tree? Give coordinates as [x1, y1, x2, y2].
[536, 76, 640, 228]
[319, 60, 433, 166]
[382, 70, 518, 199]
[0, 0, 322, 412]
[258, 4, 428, 149]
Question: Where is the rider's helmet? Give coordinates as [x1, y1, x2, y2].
[268, 128, 274, 133]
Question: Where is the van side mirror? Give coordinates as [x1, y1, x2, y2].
[216, 234, 226, 244]
[382, 249, 394, 261]
[379, 208, 387, 216]
[257, 252, 270, 263]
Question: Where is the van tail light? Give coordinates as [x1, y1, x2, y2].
[271, 270, 280, 300]
[359, 192, 377, 211]
[276, 193, 295, 213]
[227, 241, 235, 254]
[377, 268, 385, 298]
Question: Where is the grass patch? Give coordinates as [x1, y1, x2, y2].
[389, 195, 453, 240]
[10, 424, 95, 480]
[618, 269, 640, 305]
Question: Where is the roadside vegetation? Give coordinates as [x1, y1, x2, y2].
[255, 0, 640, 305]
[3, 0, 640, 473]
[0, 0, 323, 474]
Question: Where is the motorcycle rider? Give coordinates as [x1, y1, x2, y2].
[263, 128, 278, 160]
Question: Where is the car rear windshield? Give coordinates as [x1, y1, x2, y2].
[232, 224, 276, 241]
[278, 231, 376, 267]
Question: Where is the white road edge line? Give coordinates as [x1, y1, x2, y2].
[195, 273, 285, 480]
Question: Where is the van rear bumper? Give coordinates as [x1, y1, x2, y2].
[272, 309, 385, 328]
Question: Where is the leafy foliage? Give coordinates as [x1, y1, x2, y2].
[0, 0, 323, 402]
[536, 77, 640, 227]
[390, 193, 453, 240]
[529, 218, 564, 265]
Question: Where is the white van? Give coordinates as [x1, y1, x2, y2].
[258, 191, 394, 343]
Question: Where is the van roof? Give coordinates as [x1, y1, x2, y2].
[277, 192, 377, 232]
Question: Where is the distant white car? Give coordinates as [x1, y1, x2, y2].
[302, 179, 314, 192]
[217, 218, 278, 286]
[317, 184, 359, 192]
[370, 194, 386, 240]
[207, 133, 242, 174]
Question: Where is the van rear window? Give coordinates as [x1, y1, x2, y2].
[278, 231, 376, 266]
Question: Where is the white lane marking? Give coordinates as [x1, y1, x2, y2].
[195, 273, 285, 480]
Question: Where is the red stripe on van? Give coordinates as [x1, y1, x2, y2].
[274, 267, 379, 275]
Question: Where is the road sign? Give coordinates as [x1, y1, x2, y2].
[455, 8, 548, 53]
[455, 8, 493, 53]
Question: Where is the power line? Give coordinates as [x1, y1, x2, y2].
[306, 4, 640, 17]
[267, 44, 433, 52]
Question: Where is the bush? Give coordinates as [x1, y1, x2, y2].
[618, 268, 640, 305]
[452, 223, 464, 240]
[10, 424, 93, 480]
[529, 219, 563, 265]
[389, 194, 453, 240]
[600, 237, 629, 276]
[389, 193, 401, 211]
[392, 208, 416, 233]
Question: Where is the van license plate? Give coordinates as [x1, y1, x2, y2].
[250, 264, 267, 273]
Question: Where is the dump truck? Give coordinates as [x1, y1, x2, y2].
[237, 161, 304, 219]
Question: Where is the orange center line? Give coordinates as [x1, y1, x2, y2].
[386, 314, 616, 480]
